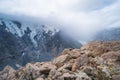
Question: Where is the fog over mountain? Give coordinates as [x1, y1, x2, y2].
[0, 17, 82, 70]
[0, 0, 120, 71]
[0, 0, 120, 40]
[0, 1, 120, 80]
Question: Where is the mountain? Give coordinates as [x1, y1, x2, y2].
[0, 41, 120, 80]
[0, 18, 82, 70]
[94, 27, 120, 41]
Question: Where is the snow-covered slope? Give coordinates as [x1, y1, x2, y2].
[0, 18, 81, 70]
[0, 19, 59, 46]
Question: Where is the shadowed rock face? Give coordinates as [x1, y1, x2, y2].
[0, 18, 82, 70]
[0, 41, 120, 80]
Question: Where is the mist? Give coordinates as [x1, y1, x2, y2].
[0, 0, 120, 41]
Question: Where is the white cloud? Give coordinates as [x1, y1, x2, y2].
[0, 0, 119, 40]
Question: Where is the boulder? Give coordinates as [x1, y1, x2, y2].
[0, 66, 16, 80]
[112, 75, 120, 80]
[62, 48, 81, 59]
[52, 54, 71, 67]
[75, 71, 92, 80]
[59, 73, 76, 80]
[35, 77, 44, 80]
[101, 51, 120, 62]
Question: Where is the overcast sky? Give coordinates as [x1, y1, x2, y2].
[0, 0, 120, 40]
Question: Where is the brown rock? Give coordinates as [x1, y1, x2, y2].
[52, 54, 71, 67]
[15, 63, 40, 80]
[81, 41, 106, 57]
[0, 66, 16, 80]
[35, 77, 44, 80]
[112, 75, 120, 80]
[81, 41, 120, 57]
[61, 48, 73, 55]
[39, 62, 57, 72]
[76, 71, 92, 80]
[58, 62, 73, 72]
[72, 54, 90, 72]
[101, 51, 120, 62]
[62, 48, 81, 59]
[59, 73, 76, 80]
[69, 49, 81, 59]
[72, 61, 79, 72]
[81, 66, 94, 76]
[93, 56, 104, 65]
[49, 68, 62, 79]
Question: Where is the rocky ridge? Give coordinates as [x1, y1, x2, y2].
[0, 41, 120, 80]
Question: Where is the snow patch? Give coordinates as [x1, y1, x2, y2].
[21, 24, 38, 47]
[3, 20, 23, 37]
[42, 25, 59, 36]
[1, 19, 60, 47]
[30, 29, 37, 47]
[20, 24, 28, 35]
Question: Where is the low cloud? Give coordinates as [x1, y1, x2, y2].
[0, 0, 120, 40]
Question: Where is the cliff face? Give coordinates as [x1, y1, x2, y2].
[0, 18, 81, 70]
[0, 41, 120, 80]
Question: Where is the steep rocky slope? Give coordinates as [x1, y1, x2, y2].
[0, 41, 120, 80]
[0, 18, 81, 70]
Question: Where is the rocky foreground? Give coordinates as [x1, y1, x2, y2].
[0, 41, 120, 80]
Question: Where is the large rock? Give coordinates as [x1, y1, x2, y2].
[62, 49, 81, 59]
[52, 54, 71, 68]
[59, 73, 76, 80]
[76, 71, 92, 80]
[112, 75, 120, 80]
[0, 66, 16, 80]
[101, 51, 120, 62]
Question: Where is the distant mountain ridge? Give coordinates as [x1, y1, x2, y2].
[94, 27, 120, 41]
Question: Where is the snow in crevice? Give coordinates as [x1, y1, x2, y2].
[1, 19, 60, 47]
[42, 25, 59, 36]
[1, 19, 38, 47]
[20, 24, 28, 35]
[3, 20, 23, 37]
[30, 29, 37, 47]
[20, 24, 38, 47]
